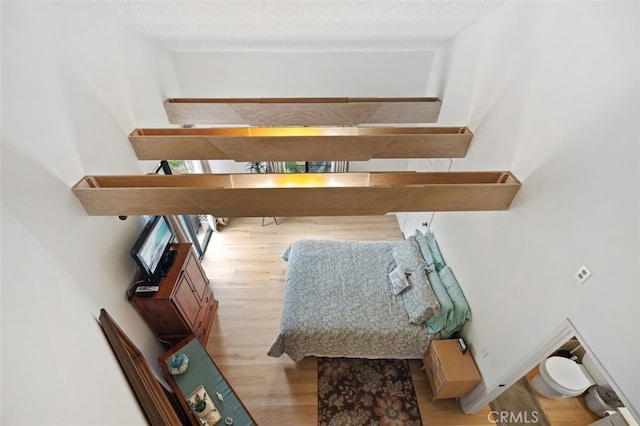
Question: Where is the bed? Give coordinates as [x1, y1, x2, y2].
[267, 232, 470, 361]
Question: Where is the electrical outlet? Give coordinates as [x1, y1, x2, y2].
[575, 265, 592, 284]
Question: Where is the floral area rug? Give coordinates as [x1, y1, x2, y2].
[318, 357, 422, 426]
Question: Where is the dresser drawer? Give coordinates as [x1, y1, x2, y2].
[193, 287, 218, 344]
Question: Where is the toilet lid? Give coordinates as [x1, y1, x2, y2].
[545, 356, 592, 391]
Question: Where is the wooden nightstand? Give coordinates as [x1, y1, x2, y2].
[423, 339, 481, 401]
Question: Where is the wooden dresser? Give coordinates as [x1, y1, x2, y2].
[130, 243, 217, 345]
[423, 339, 481, 401]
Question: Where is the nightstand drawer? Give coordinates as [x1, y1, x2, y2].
[423, 339, 481, 401]
[423, 348, 445, 393]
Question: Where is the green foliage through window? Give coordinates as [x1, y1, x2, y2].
[286, 161, 331, 173]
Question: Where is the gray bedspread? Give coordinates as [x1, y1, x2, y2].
[267, 239, 434, 361]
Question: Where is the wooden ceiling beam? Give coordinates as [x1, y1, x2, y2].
[71, 171, 521, 217]
[163, 97, 442, 126]
[128, 126, 473, 161]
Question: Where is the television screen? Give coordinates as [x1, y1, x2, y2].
[131, 216, 175, 284]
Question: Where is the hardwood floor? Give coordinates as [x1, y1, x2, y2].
[525, 367, 600, 425]
[201, 216, 606, 425]
[201, 216, 491, 425]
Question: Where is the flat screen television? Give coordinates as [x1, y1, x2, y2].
[131, 216, 176, 284]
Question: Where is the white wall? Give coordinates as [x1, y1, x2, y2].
[173, 51, 434, 97]
[188, 51, 432, 172]
[208, 160, 248, 174]
[401, 1, 639, 415]
[350, 159, 409, 172]
[1, 3, 181, 424]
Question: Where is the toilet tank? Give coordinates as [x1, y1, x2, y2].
[582, 352, 611, 389]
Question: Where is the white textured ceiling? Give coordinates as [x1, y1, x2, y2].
[95, 1, 504, 52]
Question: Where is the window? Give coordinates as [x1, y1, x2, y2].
[154, 160, 214, 259]
[285, 161, 332, 173]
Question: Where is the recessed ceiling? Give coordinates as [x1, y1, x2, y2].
[94, 1, 504, 52]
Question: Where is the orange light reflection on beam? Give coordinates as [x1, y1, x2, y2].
[247, 127, 356, 137]
[255, 174, 350, 188]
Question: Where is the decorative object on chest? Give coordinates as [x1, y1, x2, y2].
[169, 353, 189, 375]
[129, 243, 218, 346]
[188, 386, 222, 425]
[423, 339, 482, 401]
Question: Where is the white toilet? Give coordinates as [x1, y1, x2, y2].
[532, 352, 604, 399]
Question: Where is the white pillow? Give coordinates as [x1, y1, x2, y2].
[388, 264, 411, 295]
